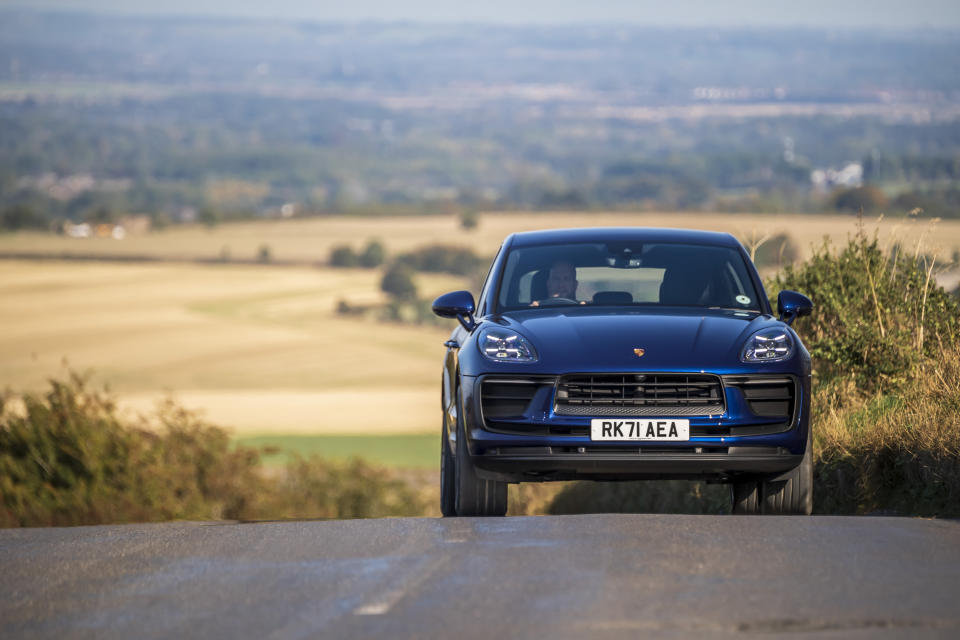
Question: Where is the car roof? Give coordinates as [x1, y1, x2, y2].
[506, 227, 742, 249]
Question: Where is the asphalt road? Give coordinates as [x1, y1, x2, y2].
[2, 515, 959, 639]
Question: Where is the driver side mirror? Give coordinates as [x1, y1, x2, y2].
[432, 290, 477, 331]
[777, 290, 813, 325]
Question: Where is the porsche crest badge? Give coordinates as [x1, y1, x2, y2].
[633, 348, 645, 357]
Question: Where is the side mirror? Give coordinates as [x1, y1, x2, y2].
[432, 290, 477, 331]
[777, 290, 813, 326]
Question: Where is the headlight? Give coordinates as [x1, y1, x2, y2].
[741, 327, 794, 362]
[478, 327, 538, 363]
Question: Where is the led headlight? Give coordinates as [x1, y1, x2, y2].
[741, 327, 794, 362]
[478, 327, 538, 363]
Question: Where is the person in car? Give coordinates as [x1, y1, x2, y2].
[531, 261, 584, 306]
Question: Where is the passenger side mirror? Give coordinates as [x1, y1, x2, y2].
[777, 290, 813, 325]
[432, 290, 477, 331]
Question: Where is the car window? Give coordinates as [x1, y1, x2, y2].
[496, 241, 761, 312]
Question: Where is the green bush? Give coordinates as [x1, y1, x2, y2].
[1, 204, 48, 231]
[359, 239, 386, 268]
[0, 373, 427, 527]
[771, 227, 960, 391]
[395, 245, 486, 277]
[832, 185, 888, 212]
[380, 263, 418, 301]
[460, 209, 479, 231]
[329, 245, 359, 268]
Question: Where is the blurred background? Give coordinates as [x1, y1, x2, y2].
[1, 1, 959, 522]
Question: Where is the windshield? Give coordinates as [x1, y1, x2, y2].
[496, 241, 762, 312]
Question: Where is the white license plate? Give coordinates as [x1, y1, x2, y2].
[590, 419, 690, 441]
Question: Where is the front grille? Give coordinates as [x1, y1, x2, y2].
[722, 376, 796, 419]
[554, 373, 724, 417]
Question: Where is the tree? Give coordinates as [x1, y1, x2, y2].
[380, 263, 418, 301]
[198, 206, 221, 228]
[832, 186, 888, 213]
[0, 204, 46, 231]
[359, 239, 386, 268]
[459, 209, 479, 231]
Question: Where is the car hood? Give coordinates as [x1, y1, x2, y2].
[487, 306, 784, 372]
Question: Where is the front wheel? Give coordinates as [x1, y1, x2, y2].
[453, 388, 507, 517]
[731, 426, 813, 515]
[440, 411, 456, 517]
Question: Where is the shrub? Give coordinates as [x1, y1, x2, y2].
[771, 226, 960, 391]
[0, 372, 427, 527]
[329, 245, 359, 268]
[198, 206, 221, 228]
[395, 244, 486, 276]
[460, 209, 479, 231]
[832, 185, 888, 212]
[1, 204, 47, 231]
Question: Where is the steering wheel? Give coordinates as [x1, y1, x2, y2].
[536, 297, 578, 305]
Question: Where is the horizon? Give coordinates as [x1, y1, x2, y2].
[4, 0, 960, 30]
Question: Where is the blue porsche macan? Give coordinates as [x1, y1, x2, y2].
[433, 228, 814, 517]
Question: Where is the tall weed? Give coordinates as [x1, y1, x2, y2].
[0, 373, 426, 527]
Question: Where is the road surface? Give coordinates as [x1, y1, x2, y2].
[2, 515, 959, 638]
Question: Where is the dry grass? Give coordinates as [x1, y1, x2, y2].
[0, 260, 464, 435]
[5, 211, 960, 266]
[813, 348, 960, 516]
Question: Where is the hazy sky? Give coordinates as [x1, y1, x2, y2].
[6, 0, 960, 28]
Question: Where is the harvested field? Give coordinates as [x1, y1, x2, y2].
[0, 260, 462, 436]
[3, 212, 959, 266]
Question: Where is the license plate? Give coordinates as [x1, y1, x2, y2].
[590, 419, 690, 441]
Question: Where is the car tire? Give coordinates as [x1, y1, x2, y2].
[454, 388, 507, 517]
[761, 425, 813, 515]
[731, 478, 761, 514]
[731, 426, 813, 515]
[440, 410, 457, 517]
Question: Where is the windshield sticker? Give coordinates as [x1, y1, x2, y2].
[736, 295, 751, 305]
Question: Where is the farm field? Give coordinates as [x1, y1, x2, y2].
[235, 434, 438, 469]
[0, 259, 463, 441]
[3, 211, 959, 266]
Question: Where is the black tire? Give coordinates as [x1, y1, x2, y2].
[761, 426, 813, 515]
[454, 388, 507, 517]
[440, 409, 457, 517]
[731, 478, 761, 514]
[730, 426, 813, 515]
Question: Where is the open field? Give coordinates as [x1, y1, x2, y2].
[3, 211, 960, 267]
[0, 260, 463, 437]
[235, 434, 438, 469]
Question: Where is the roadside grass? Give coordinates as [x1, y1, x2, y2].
[0, 374, 430, 527]
[812, 349, 960, 517]
[234, 434, 438, 470]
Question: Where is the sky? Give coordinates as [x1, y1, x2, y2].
[5, 0, 960, 28]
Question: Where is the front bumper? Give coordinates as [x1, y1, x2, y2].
[472, 448, 803, 482]
[459, 371, 810, 483]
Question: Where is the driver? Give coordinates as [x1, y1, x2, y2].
[531, 260, 584, 306]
